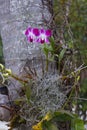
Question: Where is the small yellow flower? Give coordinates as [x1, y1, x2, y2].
[32, 122, 42, 130]
[32, 112, 52, 130]
[43, 112, 52, 121]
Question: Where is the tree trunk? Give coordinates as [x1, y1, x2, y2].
[0, 0, 51, 120]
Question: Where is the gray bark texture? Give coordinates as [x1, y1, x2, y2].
[0, 0, 51, 121]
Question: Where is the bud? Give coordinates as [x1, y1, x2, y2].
[5, 69, 12, 75]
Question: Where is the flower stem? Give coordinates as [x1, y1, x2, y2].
[62, 84, 75, 109]
[46, 54, 48, 71]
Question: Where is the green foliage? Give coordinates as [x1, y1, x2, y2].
[33, 110, 85, 130]
[43, 121, 58, 130]
[53, 110, 74, 121]
[69, 0, 87, 65]
[41, 36, 66, 73]
[24, 81, 31, 103]
[68, 40, 74, 49]
[58, 48, 66, 63]
[71, 118, 85, 130]
[41, 37, 55, 58]
[53, 0, 87, 121]
[67, 0, 87, 119]
[78, 78, 87, 111]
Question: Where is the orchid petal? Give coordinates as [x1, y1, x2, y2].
[33, 28, 40, 36]
[25, 27, 31, 35]
[40, 29, 45, 33]
[46, 30, 51, 36]
[28, 37, 33, 42]
[45, 38, 50, 43]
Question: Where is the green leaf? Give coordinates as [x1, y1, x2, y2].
[42, 121, 58, 130]
[59, 48, 66, 63]
[68, 40, 74, 49]
[48, 56, 54, 61]
[44, 43, 53, 52]
[71, 118, 85, 130]
[25, 83, 31, 103]
[43, 47, 49, 56]
[41, 44, 49, 56]
[53, 110, 74, 121]
[47, 124, 58, 130]
[14, 98, 25, 105]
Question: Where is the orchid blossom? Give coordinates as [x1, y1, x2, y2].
[25, 27, 40, 42]
[37, 29, 51, 44]
[25, 27, 52, 44]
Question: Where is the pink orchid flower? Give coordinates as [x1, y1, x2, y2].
[25, 27, 40, 42]
[25, 27, 52, 44]
[37, 29, 52, 44]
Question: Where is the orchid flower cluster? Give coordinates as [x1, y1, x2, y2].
[25, 27, 52, 44]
